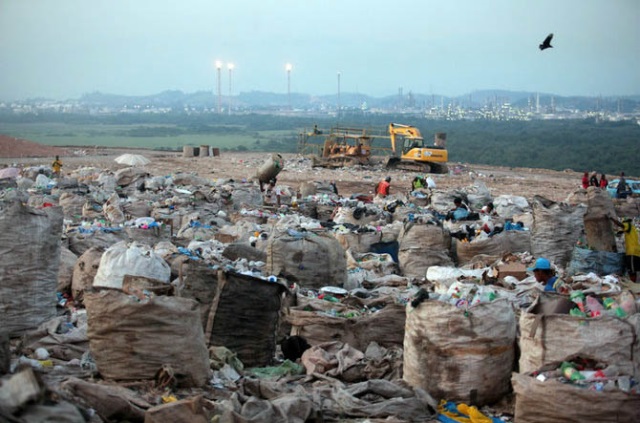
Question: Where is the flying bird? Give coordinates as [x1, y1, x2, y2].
[539, 33, 553, 51]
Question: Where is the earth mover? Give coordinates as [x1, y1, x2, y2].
[299, 126, 376, 168]
[385, 123, 448, 174]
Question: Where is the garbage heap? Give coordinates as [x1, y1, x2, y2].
[0, 159, 639, 422]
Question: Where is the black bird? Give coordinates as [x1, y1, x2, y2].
[539, 33, 553, 51]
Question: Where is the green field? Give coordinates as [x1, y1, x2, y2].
[0, 122, 297, 151]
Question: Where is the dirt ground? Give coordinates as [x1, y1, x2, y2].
[0, 135, 583, 203]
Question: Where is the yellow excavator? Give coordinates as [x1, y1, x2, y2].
[386, 123, 448, 174]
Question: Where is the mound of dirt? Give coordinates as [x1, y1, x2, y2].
[0, 134, 69, 158]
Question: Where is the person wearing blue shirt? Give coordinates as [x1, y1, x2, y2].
[528, 257, 563, 292]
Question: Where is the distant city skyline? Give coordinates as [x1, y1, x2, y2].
[1, 0, 638, 101]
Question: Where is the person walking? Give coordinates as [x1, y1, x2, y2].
[610, 217, 640, 283]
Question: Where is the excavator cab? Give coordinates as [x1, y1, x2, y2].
[387, 123, 449, 174]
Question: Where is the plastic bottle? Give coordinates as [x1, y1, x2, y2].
[561, 362, 586, 382]
[603, 297, 627, 318]
[570, 291, 586, 313]
[585, 295, 604, 318]
[617, 376, 631, 392]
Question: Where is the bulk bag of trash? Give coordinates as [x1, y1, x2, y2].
[333, 228, 384, 254]
[493, 195, 530, 218]
[205, 271, 289, 367]
[287, 302, 405, 352]
[84, 289, 209, 387]
[0, 202, 63, 335]
[455, 230, 531, 266]
[266, 228, 347, 289]
[512, 369, 640, 423]
[531, 195, 586, 267]
[67, 229, 125, 256]
[519, 292, 640, 378]
[93, 241, 171, 290]
[403, 298, 516, 406]
[566, 246, 624, 276]
[398, 222, 452, 279]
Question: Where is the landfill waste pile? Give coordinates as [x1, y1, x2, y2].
[0, 150, 639, 422]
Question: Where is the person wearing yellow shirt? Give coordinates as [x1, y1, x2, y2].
[51, 155, 63, 178]
[611, 217, 640, 283]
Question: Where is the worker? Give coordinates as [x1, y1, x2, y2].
[260, 176, 277, 192]
[610, 216, 640, 283]
[528, 257, 565, 292]
[375, 176, 391, 197]
[481, 202, 498, 216]
[51, 155, 63, 178]
[445, 197, 469, 221]
[617, 172, 630, 199]
[264, 178, 281, 206]
[581, 172, 589, 189]
[411, 176, 425, 190]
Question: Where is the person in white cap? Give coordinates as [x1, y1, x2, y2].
[528, 258, 564, 292]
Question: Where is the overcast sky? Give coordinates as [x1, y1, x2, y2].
[1, 0, 638, 101]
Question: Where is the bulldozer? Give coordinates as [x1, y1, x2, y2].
[385, 123, 448, 174]
[298, 126, 378, 168]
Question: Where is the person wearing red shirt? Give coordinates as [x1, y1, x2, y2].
[376, 176, 391, 197]
[600, 174, 608, 188]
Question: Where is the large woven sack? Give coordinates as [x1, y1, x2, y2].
[398, 222, 452, 279]
[455, 230, 531, 266]
[205, 271, 288, 367]
[103, 192, 125, 224]
[580, 188, 618, 252]
[0, 202, 63, 335]
[493, 195, 530, 218]
[287, 303, 406, 351]
[84, 290, 209, 387]
[266, 229, 347, 289]
[57, 246, 78, 293]
[93, 241, 170, 290]
[333, 230, 384, 254]
[519, 293, 640, 378]
[58, 192, 86, 220]
[531, 195, 586, 267]
[71, 247, 105, 303]
[174, 260, 219, 329]
[403, 299, 516, 406]
[67, 229, 125, 256]
[114, 167, 148, 187]
[512, 371, 640, 423]
[465, 181, 492, 211]
[566, 246, 625, 276]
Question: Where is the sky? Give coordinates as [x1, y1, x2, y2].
[1, 0, 639, 101]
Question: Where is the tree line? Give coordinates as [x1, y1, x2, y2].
[1, 111, 638, 176]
